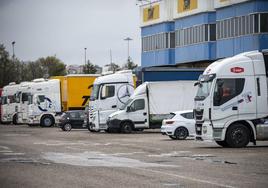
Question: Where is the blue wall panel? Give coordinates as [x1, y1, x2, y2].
[175, 12, 216, 29]
[141, 22, 174, 37]
[142, 49, 174, 67]
[216, 0, 268, 20]
[143, 71, 203, 82]
[175, 42, 216, 64]
[216, 35, 267, 59]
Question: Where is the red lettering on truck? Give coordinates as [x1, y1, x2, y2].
[230, 67, 244, 73]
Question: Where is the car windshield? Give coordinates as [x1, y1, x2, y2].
[120, 98, 133, 110]
[90, 84, 100, 101]
[195, 74, 215, 101]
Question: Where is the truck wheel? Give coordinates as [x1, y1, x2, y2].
[88, 125, 100, 132]
[121, 122, 132, 133]
[41, 115, 54, 127]
[226, 124, 250, 148]
[63, 123, 72, 131]
[12, 114, 18, 125]
[173, 127, 188, 140]
[215, 140, 229, 147]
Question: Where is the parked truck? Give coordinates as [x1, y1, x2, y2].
[107, 81, 197, 133]
[27, 78, 61, 127]
[88, 70, 136, 132]
[51, 74, 99, 111]
[194, 50, 268, 147]
[1, 83, 20, 124]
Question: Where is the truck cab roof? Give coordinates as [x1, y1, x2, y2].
[203, 50, 266, 77]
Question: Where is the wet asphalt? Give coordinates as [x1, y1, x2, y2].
[0, 124, 268, 188]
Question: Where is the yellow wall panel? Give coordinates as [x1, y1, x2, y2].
[177, 0, 198, 13]
[143, 4, 160, 22]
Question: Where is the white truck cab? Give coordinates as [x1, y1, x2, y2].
[1, 82, 20, 124]
[27, 78, 61, 127]
[194, 50, 268, 147]
[88, 70, 135, 131]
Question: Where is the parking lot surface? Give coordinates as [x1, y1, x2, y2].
[0, 124, 268, 188]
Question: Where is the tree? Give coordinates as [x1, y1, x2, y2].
[36, 56, 66, 77]
[0, 44, 19, 87]
[83, 60, 97, 74]
[106, 63, 120, 73]
[122, 57, 137, 70]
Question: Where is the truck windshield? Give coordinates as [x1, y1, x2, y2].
[195, 74, 215, 101]
[90, 84, 100, 101]
[120, 98, 133, 110]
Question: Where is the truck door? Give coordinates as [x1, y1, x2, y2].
[211, 78, 245, 126]
[98, 84, 117, 125]
[127, 98, 149, 129]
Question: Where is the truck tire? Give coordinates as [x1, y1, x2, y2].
[215, 140, 229, 147]
[121, 122, 132, 133]
[88, 125, 100, 132]
[226, 123, 250, 148]
[41, 115, 54, 127]
[12, 114, 18, 125]
[170, 127, 188, 140]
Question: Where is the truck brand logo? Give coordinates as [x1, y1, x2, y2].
[38, 97, 52, 112]
[230, 67, 244, 73]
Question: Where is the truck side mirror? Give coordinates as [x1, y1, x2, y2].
[126, 106, 131, 112]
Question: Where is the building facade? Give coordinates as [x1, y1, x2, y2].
[140, 0, 268, 68]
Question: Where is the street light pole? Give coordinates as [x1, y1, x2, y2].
[124, 37, 133, 62]
[12, 41, 16, 60]
[84, 48, 87, 66]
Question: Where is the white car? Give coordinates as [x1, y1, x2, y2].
[161, 110, 195, 140]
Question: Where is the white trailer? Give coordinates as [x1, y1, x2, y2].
[27, 79, 61, 127]
[194, 50, 268, 147]
[107, 81, 197, 133]
[1, 83, 20, 124]
[88, 70, 135, 131]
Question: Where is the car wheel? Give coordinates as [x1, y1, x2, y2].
[63, 123, 72, 131]
[41, 115, 54, 127]
[226, 124, 250, 148]
[215, 140, 229, 147]
[173, 127, 188, 140]
[121, 122, 132, 133]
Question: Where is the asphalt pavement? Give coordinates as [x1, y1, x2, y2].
[0, 124, 268, 188]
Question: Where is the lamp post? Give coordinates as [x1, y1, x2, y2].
[84, 48, 87, 73]
[124, 37, 133, 62]
[12, 41, 15, 60]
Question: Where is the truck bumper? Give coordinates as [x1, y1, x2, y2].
[196, 122, 213, 141]
[107, 119, 122, 130]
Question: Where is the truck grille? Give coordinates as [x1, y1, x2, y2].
[195, 123, 203, 136]
[194, 109, 203, 120]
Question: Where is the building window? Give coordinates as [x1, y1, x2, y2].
[170, 32, 175, 48]
[260, 13, 268, 32]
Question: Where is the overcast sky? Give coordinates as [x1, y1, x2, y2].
[0, 0, 141, 67]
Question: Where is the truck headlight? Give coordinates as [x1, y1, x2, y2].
[203, 126, 207, 134]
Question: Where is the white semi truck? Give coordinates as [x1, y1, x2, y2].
[88, 70, 135, 132]
[107, 81, 197, 133]
[194, 50, 268, 147]
[27, 78, 61, 127]
[1, 83, 20, 124]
